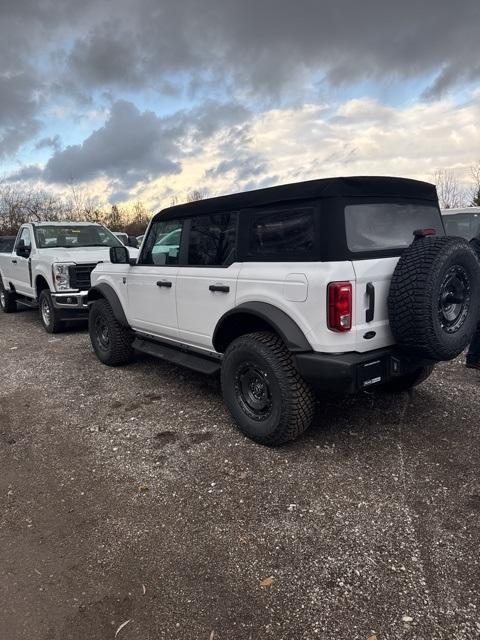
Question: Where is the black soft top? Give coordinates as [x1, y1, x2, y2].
[154, 176, 437, 221]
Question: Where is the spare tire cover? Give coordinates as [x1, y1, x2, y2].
[388, 236, 480, 361]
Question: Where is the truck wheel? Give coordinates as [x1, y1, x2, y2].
[221, 332, 315, 446]
[388, 236, 480, 361]
[89, 298, 134, 366]
[0, 280, 17, 313]
[39, 290, 65, 333]
[377, 365, 434, 393]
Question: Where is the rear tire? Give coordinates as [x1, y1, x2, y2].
[221, 332, 315, 446]
[377, 365, 434, 393]
[39, 290, 65, 333]
[0, 279, 17, 313]
[89, 298, 134, 366]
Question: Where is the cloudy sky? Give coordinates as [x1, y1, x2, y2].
[1, 0, 480, 209]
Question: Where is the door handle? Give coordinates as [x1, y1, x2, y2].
[366, 282, 375, 322]
[11, 259, 17, 264]
[209, 284, 230, 293]
[156, 280, 172, 288]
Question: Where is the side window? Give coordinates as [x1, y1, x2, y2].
[140, 219, 184, 266]
[247, 208, 316, 258]
[188, 213, 237, 266]
[17, 227, 32, 250]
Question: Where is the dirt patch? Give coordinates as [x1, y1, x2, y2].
[1, 309, 480, 639]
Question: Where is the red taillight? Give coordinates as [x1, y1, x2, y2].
[327, 281, 352, 332]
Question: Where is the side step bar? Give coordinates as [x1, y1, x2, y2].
[132, 337, 221, 375]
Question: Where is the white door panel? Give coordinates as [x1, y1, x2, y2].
[176, 265, 240, 348]
[11, 256, 31, 295]
[127, 266, 179, 338]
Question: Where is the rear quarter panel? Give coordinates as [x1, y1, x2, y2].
[236, 261, 359, 353]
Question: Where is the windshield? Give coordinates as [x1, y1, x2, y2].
[443, 213, 480, 240]
[34, 225, 123, 249]
[345, 202, 444, 253]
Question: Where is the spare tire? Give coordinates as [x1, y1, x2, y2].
[388, 235, 480, 361]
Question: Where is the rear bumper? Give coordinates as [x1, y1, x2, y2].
[294, 347, 433, 393]
[51, 291, 89, 312]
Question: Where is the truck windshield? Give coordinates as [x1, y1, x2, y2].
[345, 202, 444, 252]
[34, 225, 123, 249]
[443, 213, 480, 240]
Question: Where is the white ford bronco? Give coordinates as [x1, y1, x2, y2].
[87, 177, 480, 445]
[0, 221, 138, 333]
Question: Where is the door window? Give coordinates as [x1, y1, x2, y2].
[188, 213, 237, 266]
[17, 227, 32, 250]
[140, 220, 184, 265]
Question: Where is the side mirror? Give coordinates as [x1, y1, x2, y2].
[16, 239, 31, 258]
[127, 235, 139, 248]
[110, 245, 130, 264]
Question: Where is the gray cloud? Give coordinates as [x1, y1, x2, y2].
[9, 99, 250, 190]
[4, 0, 479, 99]
[34, 135, 61, 151]
[206, 154, 268, 182]
[56, 0, 480, 98]
[1, 0, 479, 165]
[0, 72, 42, 156]
[42, 100, 182, 186]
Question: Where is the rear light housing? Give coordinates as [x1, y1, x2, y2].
[328, 281, 352, 332]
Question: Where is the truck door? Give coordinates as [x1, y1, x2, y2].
[127, 218, 183, 339]
[176, 213, 239, 350]
[10, 226, 33, 296]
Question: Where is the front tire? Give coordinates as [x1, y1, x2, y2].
[221, 332, 315, 446]
[89, 298, 134, 366]
[0, 279, 17, 313]
[39, 290, 66, 333]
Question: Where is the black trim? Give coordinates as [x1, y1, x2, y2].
[366, 282, 375, 323]
[133, 336, 220, 375]
[87, 283, 130, 327]
[213, 302, 312, 353]
[294, 347, 434, 393]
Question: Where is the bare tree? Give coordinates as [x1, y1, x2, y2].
[186, 189, 207, 203]
[433, 169, 466, 209]
[470, 162, 480, 207]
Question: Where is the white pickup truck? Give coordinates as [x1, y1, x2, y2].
[0, 221, 138, 333]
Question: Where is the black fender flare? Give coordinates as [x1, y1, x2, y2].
[213, 302, 312, 353]
[87, 283, 130, 328]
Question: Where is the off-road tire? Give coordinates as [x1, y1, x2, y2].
[388, 236, 480, 361]
[377, 365, 434, 393]
[221, 332, 315, 446]
[89, 298, 134, 366]
[39, 290, 66, 333]
[0, 279, 17, 313]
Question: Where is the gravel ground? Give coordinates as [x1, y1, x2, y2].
[1, 308, 480, 640]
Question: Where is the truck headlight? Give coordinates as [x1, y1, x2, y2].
[52, 263, 74, 291]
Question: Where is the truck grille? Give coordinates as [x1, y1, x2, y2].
[68, 263, 98, 290]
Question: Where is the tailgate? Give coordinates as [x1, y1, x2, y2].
[352, 258, 399, 353]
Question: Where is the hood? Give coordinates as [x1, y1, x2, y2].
[41, 246, 139, 263]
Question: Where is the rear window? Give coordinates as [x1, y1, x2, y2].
[345, 203, 444, 252]
[247, 208, 316, 258]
